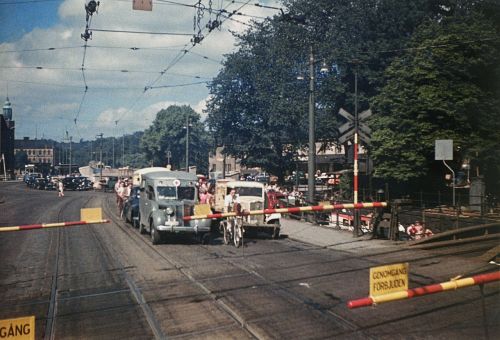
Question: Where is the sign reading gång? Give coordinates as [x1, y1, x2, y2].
[0, 316, 35, 340]
[370, 263, 409, 296]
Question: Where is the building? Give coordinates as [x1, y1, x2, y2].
[14, 137, 57, 175]
[208, 146, 242, 179]
[0, 96, 15, 179]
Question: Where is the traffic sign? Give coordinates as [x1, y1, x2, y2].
[337, 108, 372, 144]
[338, 121, 354, 134]
[0, 316, 35, 340]
[370, 263, 409, 297]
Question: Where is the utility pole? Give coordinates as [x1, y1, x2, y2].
[307, 45, 316, 205]
[112, 137, 115, 168]
[122, 135, 125, 167]
[185, 115, 192, 172]
[96, 133, 103, 182]
[69, 136, 72, 175]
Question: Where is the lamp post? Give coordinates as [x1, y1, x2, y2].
[298, 46, 329, 204]
[184, 116, 192, 172]
[96, 133, 103, 182]
[307, 45, 315, 204]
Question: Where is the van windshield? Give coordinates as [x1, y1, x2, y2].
[157, 186, 196, 200]
[178, 187, 195, 200]
[157, 186, 176, 199]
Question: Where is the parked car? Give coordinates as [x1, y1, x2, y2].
[254, 173, 270, 184]
[123, 187, 140, 228]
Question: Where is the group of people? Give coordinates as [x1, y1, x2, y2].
[115, 178, 133, 214]
[405, 220, 434, 240]
[197, 178, 215, 210]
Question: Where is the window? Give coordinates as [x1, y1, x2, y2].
[178, 187, 195, 200]
[157, 186, 176, 199]
[147, 185, 155, 200]
[233, 187, 262, 197]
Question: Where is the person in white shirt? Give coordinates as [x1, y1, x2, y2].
[224, 189, 240, 212]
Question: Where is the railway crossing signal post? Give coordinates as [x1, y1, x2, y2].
[338, 104, 372, 237]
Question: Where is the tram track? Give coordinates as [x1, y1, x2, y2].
[44, 195, 94, 340]
[101, 195, 262, 339]
[101, 196, 375, 339]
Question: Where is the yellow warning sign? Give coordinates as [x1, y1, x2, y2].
[370, 263, 409, 297]
[194, 204, 211, 216]
[80, 208, 102, 221]
[0, 316, 35, 340]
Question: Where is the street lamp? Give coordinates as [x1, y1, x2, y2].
[298, 46, 328, 204]
[183, 116, 193, 172]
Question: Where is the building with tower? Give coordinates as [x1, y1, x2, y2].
[0, 96, 15, 179]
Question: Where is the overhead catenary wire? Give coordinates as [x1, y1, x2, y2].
[89, 28, 193, 36]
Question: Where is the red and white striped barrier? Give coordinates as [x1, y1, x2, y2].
[183, 202, 387, 221]
[0, 219, 110, 232]
[347, 271, 500, 309]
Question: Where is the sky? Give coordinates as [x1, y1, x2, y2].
[0, 0, 282, 142]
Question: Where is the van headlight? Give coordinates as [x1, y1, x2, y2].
[165, 207, 175, 216]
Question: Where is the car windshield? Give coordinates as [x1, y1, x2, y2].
[157, 186, 176, 199]
[178, 186, 195, 200]
[234, 187, 262, 197]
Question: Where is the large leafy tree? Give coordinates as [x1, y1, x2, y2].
[371, 8, 500, 192]
[141, 105, 210, 173]
[206, 0, 448, 180]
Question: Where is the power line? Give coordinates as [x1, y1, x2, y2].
[89, 28, 193, 36]
[0, 46, 81, 54]
[0, 0, 60, 5]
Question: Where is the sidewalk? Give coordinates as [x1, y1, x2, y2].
[280, 217, 402, 254]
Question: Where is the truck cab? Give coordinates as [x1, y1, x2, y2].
[139, 170, 211, 244]
[215, 180, 281, 238]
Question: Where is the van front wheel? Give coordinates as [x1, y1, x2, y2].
[151, 223, 161, 245]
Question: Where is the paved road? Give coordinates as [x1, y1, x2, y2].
[0, 181, 499, 339]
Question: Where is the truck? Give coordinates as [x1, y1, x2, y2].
[214, 180, 281, 246]
[138, 170, 211, 245]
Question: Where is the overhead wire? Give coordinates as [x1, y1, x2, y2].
[113, 0, 255, 126]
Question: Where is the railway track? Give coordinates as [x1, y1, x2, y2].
[1, 183, 498, 338]
[101, 196, 376, 339]
[44, 195, 94, 340]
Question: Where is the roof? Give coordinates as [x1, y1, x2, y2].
[15, 139, 55, 149]
[226, 180, 265, 189]
[142, 170, 198, 181]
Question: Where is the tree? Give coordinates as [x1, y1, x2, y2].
[206, 0, 449, 181]
[15, 150, 28, 170]
[141, 105, 210, 173]
[370, 9, 500, 193]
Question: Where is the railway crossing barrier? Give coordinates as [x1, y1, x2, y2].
[347, 271, 500, 309]
[183, 201, 387, 221]
[0, 208, 109, 232]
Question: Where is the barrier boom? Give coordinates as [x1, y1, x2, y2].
[0, 219, 110, 232]
[347, 271, 500, 309]
[184, 202, 387, 221]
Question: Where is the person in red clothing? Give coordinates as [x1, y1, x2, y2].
[406, 221, 433, 240]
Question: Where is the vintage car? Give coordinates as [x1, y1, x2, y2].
[215, 180, 281, 246]
[138, 170, 211, 245]
[123, 186, 140, 228]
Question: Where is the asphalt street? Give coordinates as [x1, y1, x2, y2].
[0, 181, 499, 339]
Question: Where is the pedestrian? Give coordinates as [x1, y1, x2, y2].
[224, 188, 240, 212]
[117, 181, 127, 215]
[58, 181, 64, 197]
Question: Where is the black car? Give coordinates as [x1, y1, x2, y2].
[123, 187, 140, 228]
